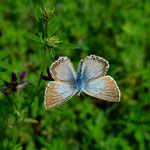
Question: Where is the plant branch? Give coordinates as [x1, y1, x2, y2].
[45, 22, 48, 38]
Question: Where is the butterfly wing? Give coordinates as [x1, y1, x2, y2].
[44, 81, 77, 110]
[83, 76, 120, 102]
[45, 57, 77, 110]
[81, 55, 109, 82]
[50, 57, 76, 83]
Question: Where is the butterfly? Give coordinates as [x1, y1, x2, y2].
[44, 55, 120, 110]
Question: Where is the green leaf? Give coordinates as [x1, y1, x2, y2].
[35, 8, 43, 37]
[34, 8, 41, 22]
[36, 18, 43, 37]
[48, 17, 59, 36]
[0, 61, 13, 71]
[25, 31, 41, 43]
[38, 136, 51, 148]
[57, 43, 79, 50]
[0, 50, 9, 60]
[12, 143, 22, 150]
[24, 118, 38, 124]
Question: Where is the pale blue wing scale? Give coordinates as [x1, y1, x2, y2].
[44, 81, 77, 110]
[80, 55, 109, 83]
[82, 76, 120, 102]
[50, 57, 76, 84]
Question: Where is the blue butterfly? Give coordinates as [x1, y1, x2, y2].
[44, 55, 120, 110]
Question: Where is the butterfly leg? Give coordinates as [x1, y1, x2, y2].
[77, 91, 81, 96]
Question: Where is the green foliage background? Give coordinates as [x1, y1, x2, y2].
[0, 0, 150, 149]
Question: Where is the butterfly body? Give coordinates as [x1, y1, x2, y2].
[76, 59, 90, 93]
[44, 55, 121, 110]
[76, 74, 84, 92]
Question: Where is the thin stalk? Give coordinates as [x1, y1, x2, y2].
[28, 22, 48, 109]
[12, 20, 49, 145]
[28, 48, 46, 109]
[45, 22, 48, 38]
[12, 93, 21, 145]
[20, 47, 47, 135]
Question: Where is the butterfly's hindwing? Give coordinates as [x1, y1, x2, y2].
[44, 81, 77, 110]
[83, 76, 120, 102]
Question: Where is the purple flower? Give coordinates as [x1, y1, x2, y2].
[19, 71, 26, 79]
[0, 71, 28, 95]
[40, 67, 53, 81]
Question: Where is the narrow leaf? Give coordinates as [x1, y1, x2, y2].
[24, 118, 38, 124]
[38, 136, 51, 148]
[25, 32, 41, 43]
[48, 17, 59, 36]
[36, 18, 43, 37]
[34, 8, 41, 22]
[0, 61, 13, 71]
[57, 43, 79, 50]
[35, 8, 43, 37]
[0, 50, 9, 60]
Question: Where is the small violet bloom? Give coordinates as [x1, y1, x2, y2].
[0, 71, 28, 95]
[40, 67, 53, 81]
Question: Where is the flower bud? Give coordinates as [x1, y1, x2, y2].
[41, 7, 54, 23]
[46, 36, 62, 48]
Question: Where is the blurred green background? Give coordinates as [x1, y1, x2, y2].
[0, 0, 150, 149]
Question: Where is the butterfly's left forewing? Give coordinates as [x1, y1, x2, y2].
[80, 55, 109, 82]
[45, 81, 77, 110]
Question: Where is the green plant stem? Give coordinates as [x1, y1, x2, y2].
[45, 22, 48, 38]
[12, 93, 21, 145]
[18, 47, 47, 138]
[28, 22, 48, 109]
[28, 47, 46, 109]
[11, 17, 49, 147]
[18, 22, 48, 136]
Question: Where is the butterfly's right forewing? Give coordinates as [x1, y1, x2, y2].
[50, 57, 76, 83]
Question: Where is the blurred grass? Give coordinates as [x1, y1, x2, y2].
[0, 0, 150, 149]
